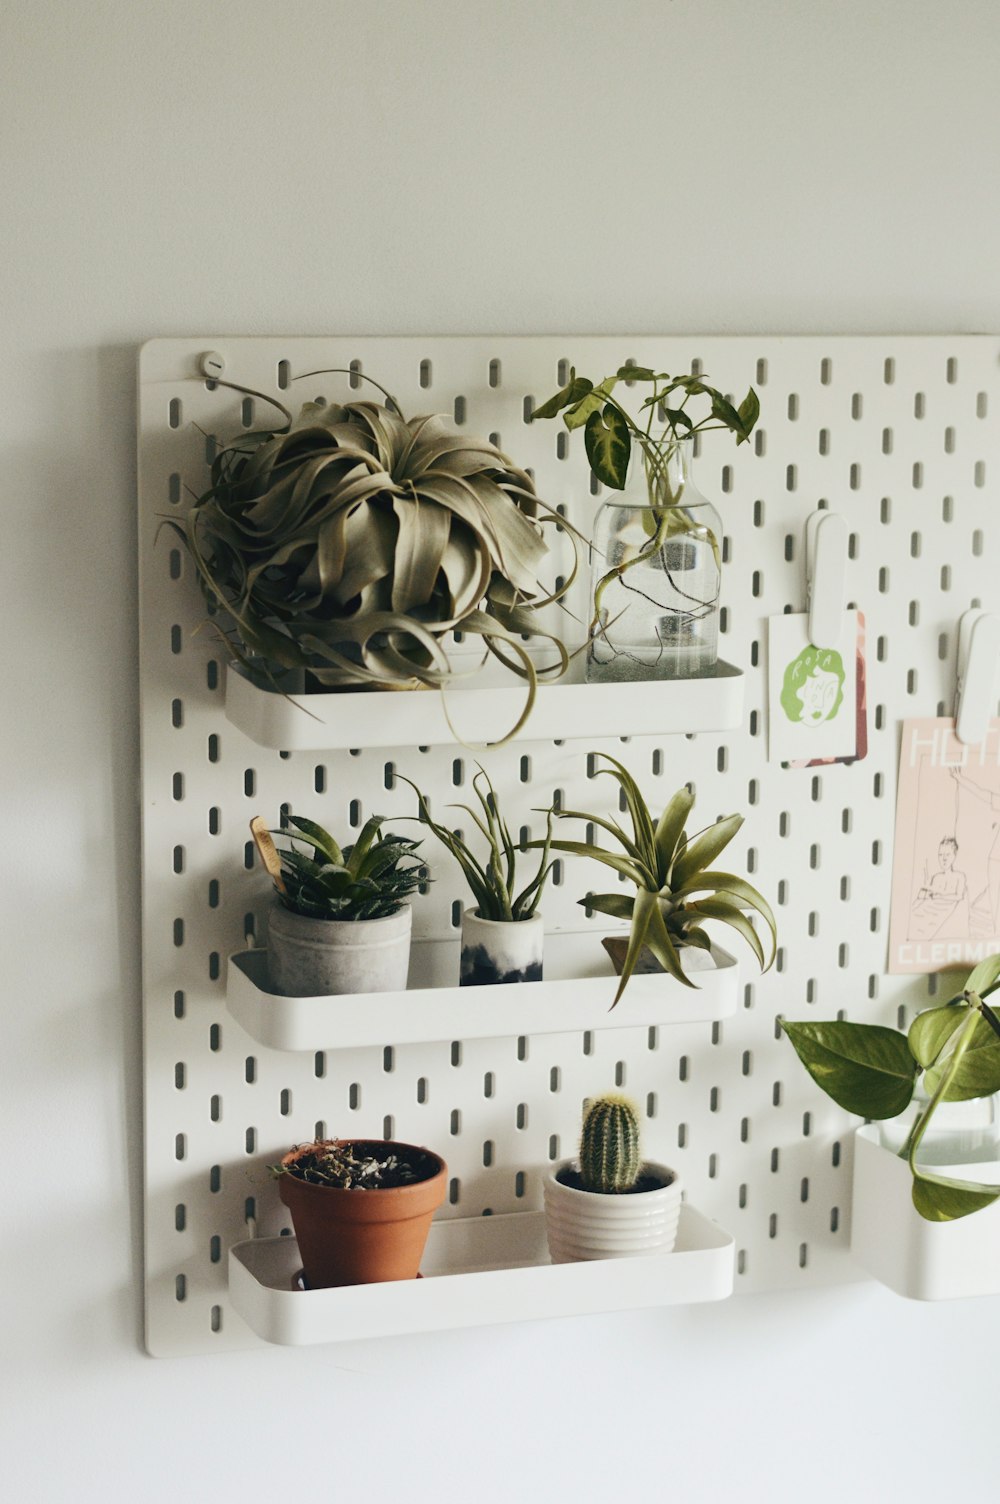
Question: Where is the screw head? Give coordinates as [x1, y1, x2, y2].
[200, 351, 226, 379]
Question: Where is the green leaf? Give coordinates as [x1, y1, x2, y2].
[911, 1166, 1000, 1222]
[686, 896, 766, 970]
[671, 814, 743, 890]
[584, 405, 632, 489]
[528, 375, 593, 422]
[611, 887, 659, 1007]
[663, 407, 693, 433]
[923, 1012, 1000, 1101]
[615, 365, 658, 382]
[710, 392, 747, 437]
[908, 1005, 967, 1070]
[584, 892, 636, 922]
[283, 815, 343, 866]
[544, 837, 652, 887]
[965, 954, 1000, 996]
[780, 1020, 917, 1119]
[653, 787, 694, 884]
[737, 388, 760, 439]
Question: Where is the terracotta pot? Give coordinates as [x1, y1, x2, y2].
[278, 1139, 447, 1289]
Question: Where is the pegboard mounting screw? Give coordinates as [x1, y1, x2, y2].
[200, 350, 227, 379]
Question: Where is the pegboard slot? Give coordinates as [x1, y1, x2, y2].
[225, 940, 738, 1051]
[227, 1204, 734, 1345]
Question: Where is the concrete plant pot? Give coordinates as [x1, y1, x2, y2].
[543, 1159, 683, 1263]
[459, 909, 544, 986]
[267, 899, 412, 997]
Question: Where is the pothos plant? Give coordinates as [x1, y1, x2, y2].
[529, 364, 758, 640]
[782, 954, 1000, 1222]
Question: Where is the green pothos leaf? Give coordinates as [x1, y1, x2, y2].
[780, 1020, 917, 1119]
[910, 1166, 1000, 1222]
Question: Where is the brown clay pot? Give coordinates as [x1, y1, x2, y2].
[277, 1140, 447, 1289]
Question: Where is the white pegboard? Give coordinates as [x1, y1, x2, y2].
[138, 335, 1000, 1355]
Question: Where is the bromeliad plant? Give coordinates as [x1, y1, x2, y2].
[400, 768, 554, 922]
[170, 373, 577, 740]
[258, 812, 425, 920]
[538, 754, 777, 1006]
[782, 956, 1000, 1223]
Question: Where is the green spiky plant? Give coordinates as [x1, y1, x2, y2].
[166, 373, 578, 743]
[399, 768, 554, 922]
[534, 753, 776, 1006]
[265, 813, 425, 921]
[781, 955, 1000, 1223]
[579, 1093, 641, 1194]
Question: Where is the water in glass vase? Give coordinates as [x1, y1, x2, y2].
[587, 440, 722, 682]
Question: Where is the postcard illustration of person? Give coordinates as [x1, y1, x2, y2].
[767, 610, 858, 764]
[888, 717, 1000, 973]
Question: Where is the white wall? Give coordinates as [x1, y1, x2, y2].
[4, 3, 998, 1500]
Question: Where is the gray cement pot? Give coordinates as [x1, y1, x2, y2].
[267, 900, 412, 997]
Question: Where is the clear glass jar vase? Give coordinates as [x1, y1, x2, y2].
[587, 439, 722, 682]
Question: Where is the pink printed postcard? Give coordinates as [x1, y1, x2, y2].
[889, 717, 1000, 974]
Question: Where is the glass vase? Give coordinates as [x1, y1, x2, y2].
[587, 439, 722, 682]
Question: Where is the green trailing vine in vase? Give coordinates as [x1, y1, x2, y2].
[530, 363, 759, 641]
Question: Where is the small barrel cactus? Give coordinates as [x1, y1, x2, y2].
[579, 1093, 641, 1193]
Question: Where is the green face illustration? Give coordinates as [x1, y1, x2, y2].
[780, 645, 846, 726]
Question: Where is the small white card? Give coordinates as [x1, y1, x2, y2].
[767, 610, 858, 764]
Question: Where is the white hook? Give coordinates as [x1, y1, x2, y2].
[955, 608, 1000, 746]
[804, 510, 848, 649]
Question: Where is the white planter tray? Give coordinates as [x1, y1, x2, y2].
[228, 1204, 734, 1345]
[851, 1125, 1000, 1301]
[226, 936, 738, 1051]
[224, 659, 745, 752]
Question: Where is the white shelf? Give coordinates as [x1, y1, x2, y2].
[224, 659, 745, 751]
[225, 936, 738, 1051]
[228, 1204, 734, 1345]
[851, 1125, 1000, 1301]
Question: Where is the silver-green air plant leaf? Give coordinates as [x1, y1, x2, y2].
[168, 391, 579, 744]
[528, 753, 776, 1007]
[399, 769, 554, 923]
[781, 957, 1000, 1223]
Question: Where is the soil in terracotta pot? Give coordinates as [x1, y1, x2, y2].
[555, 1165, 674, 1195]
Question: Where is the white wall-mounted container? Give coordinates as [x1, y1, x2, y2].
[228, 1204, 734, 1345]
[224, 659, 745, 752]
[226, 937, 738, 1051]
[851, 1125, 1000, 1300]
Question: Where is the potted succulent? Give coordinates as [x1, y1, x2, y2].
[169, 372, 577, 741]
[544, 1092, 682, 1262]
[782, 955, 1000, 1222]
[533, 752, 776, 1006]
[273, 1138, 447, 1289]
[250, 812, 425, 997]
[400, 768, 554, 985]
[530, 362, 758, 681]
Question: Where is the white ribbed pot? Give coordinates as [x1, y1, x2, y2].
[543, 1159, 683, 1263]
[266, 900, 412, 997]
[459, 909, 544, 986]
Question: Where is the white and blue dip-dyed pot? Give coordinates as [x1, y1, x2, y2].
[459, 910, 544, 986]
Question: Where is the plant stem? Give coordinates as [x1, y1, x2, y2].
[903, 1005, 982, 1164]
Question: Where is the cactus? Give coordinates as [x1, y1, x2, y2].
[579, 1093, 641, 1193]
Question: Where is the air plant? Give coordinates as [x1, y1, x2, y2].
[399, 767, 554, 923]
[170, 375, 578, 741]
[534, 753, 776, 1005]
